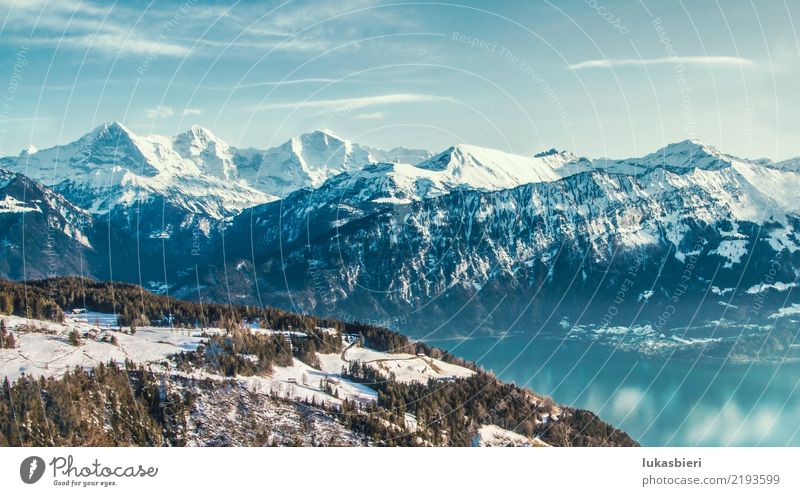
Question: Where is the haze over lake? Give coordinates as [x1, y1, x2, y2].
[429, 330, 800, 446]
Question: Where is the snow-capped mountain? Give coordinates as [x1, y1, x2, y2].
[0, 122, 274, 219]
[221, 144, 588, 262]
[234, 128, 431, 196]
[0, 124, 432, 214]
[0, 123, 436, 285]
[194, 138, 800, 337]
[0, 168, 95, 278]
[415, 144, 583, 190]
[252, 143, 584, 211]
[6, 124, 800, 338]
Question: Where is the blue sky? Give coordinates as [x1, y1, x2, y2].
[0, 0, 798, 160]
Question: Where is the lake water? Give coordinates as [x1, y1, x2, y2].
[427, 331, 800, 446]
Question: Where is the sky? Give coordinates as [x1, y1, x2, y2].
[0, 0, 798, 161]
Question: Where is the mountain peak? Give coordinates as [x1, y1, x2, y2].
[186, 124, 217, 136]
[641, 139, 733, 170]
[299, 128, 348, 149]
[534, 148, 561, 158]
[86, 121, 137, 146]
[101, 120, 132, 135]
[413, 143, 583, 189]
[314, 128, 344, 140]
[174, 125, 224, 147]
[20, 145, 38, 156]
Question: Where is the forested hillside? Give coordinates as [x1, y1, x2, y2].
[0, 277, 637, 447]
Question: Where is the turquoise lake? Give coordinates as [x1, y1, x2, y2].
[426, 332, 800, 446]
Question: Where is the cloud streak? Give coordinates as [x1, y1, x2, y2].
[256, 93, 454, 112]
[205, 78, 342, 91]
[146, 106, 175, 119]
[569, 56, 754, 70]
[352, 111, 386, 120]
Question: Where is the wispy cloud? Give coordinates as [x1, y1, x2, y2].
[0, 0, 191, 57]
[568, 56, 754, 70]
[352, 111, 386, 120]
[257, 93, 453, 112]
[146, 106, 175, 119]
[182, 108, 202, 116]
[268, 0, 383, 31]
[205, 78, 341, 91]
[0, 116, 52, 123]
[0, 0, 421, 61]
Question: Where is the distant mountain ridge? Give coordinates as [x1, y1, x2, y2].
[0, 123, 432, 214]
[193, 136, 800, 337]
[4, 123, 800, 339]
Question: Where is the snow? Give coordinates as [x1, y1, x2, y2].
[318, 345, 474, 384]
[311, 144, 585, 207]
[73, 311, 119, 327]
[471, 424, 549, 447]
[638, 290, 654, 302]
[0, 313, 220, 381]
[262, 360, 377, 407]
[414, 144, 583, 192]
[237, 129, 430, 197]
[769, 304, 800, 319]
[711, 240, 749, 268]
[4, 122, 275, 218]
[3, 124, 433, 216]
[745, 281, 797, 294]
[12, 123, 800, 281]
[0, 313, 463, 412]
[595, 139, 735, 173]
[0, 195, 39, 213]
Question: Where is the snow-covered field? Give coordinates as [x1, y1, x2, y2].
[0, 313, 473, 417]
[471, 424, 549, 447]
[0, 313, 221, 381]
[318, 345, 474, 384]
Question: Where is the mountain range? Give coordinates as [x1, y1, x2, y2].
[3, 123, 800, 339]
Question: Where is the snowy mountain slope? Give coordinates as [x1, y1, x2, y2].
[318, 346, 474, 384]
[0, 124, 435, 221]
[0, 313, 219, 380]
[198, 138, 800, 337]
[7, 123, 800, 339]
[2, 303, 616, 447]
[0, 312, 472, 403]
[472, 424, 550, 447]
[221, 144, 589, 260]
[228, 142, 800, 272]
[0, 313, 371, 447]
[591, 139, 737, 174]
[0, 122, 274, 219]
[416, 144, 584, 190]
[236, 129, 430, 196]
[0, 124, 434, 283]
[296, 144, 585, 204]
[0, 313, 374, 408]
[0, 169, 96, 278]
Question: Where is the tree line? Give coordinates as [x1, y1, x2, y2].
[0, 276, 468, 362]
[0, 361, 190, 447]
[341, 360, 637, 447]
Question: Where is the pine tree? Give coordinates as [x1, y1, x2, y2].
[0, 295, 11, 315]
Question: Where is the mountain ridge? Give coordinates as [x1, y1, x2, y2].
[4, 123, 800, 340]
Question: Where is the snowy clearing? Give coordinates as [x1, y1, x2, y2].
[318, 345, 474, 384]
[471, 424, 549, 447]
